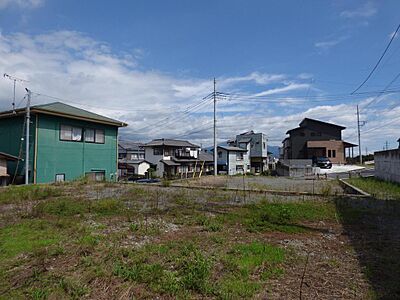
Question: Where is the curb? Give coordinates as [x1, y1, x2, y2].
[338, 179, 371, 197]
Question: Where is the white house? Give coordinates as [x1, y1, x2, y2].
[213, 144, 250, 175]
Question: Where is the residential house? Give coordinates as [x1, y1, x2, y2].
[232, 131, 269, 173]
[0, 102, 127, 183]
[118, 141, 150, 179]
[0, 152, 19, 186]
[281, 118, 357, 164]
[144, 138, 213, 178]
[211, 144, 250, 175]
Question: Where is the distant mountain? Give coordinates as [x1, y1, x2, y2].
[268, 145, 280, 158]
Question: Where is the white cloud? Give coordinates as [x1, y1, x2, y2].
[0, 30, 397, 152]
[340, 2, 377, 19]
[0, 0, 43, 9]
[314, 36, 349, 50]
[389, 31, 399, 40]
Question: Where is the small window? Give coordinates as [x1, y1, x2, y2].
[154, 148, 162, 155]
[55, 174, 65, 182]
[332, 150, 336, 158]
[328, 150, 332, 157]
[218, 151, 222, 158]
[311, 132, 316, 136]
[60, 125, 82, 141]
[60, 125, 72, 140]
[317, 132, 322, 136]
[95, 129, 105, 143]
[130, 153, 138, 160]
[263, 142, 266, 149]
[139, 154, 145, 159]
[85, 128, 95, 142]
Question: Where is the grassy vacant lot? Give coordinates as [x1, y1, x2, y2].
[346, 177, 400, 200]
[177, 175, 343, 195]
[0, 182, 399, 299]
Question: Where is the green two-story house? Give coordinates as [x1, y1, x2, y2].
[0, 102, 127, 184]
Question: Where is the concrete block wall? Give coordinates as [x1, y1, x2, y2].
[374, 149, 400, 183]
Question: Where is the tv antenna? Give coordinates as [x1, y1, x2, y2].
[3, 73, 29, 111]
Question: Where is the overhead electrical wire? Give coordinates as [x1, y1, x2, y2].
[351, 22, 400, 94]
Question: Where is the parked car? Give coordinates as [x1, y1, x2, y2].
[135, 178, 160, 184]
[313, 157, 332, 169]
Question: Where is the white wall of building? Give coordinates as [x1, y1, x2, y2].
[375, 149, 400, 183]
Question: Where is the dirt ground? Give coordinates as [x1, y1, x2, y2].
[177, 175, 344, 195]
[0, 182, 398, 299]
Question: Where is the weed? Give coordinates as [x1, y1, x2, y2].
[161, 178, 171, 187]
[0, 185, 62, 204]
[92, 198, 123, 215]
[346, 177, 400, 200]
[225, 200, 335, 233]
[34, 198, 87, 216]
[216, 242, 285, 299]
[129, 223, 139, 232]
[31, 288, 48, 300]
[196, 214, 222, 232]
[0, 220, 62, 259]
[178, 243, 212, 293]
[321, 184, 332, 196]
[59, 277, 89, 299]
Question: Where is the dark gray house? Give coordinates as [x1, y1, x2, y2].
[282, 118, 357, 164]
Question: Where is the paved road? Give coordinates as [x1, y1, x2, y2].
[327, 167, 374, 179]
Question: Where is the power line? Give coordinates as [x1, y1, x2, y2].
[351, 23, 400, 94]
[362, 71, 400, 109]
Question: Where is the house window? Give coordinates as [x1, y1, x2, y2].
[60, 125, 82, 141]
[139, 153, 145, 159]
[237, 152, 244, 160]
[164, 148, 172, 156]
[86, 171, 105, 181]
[130, 153, 138, 160]
[95, 129, 105, 143]
[263, 142, 266, 149]
[328, 150, 332, 157]
[332, 150, 336, 158]
[154, 148, 162, 155]
[85, 128, 95, 142]
[55, 174, 65, 182]
[218, 151, 222, 158]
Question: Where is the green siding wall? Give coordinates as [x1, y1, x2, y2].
[36, 114, 118, 183]
[0, 115, 36, 183]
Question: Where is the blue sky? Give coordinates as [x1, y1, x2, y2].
[0, 0, 399, 152]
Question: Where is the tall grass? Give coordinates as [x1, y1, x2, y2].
[346, 177, 400, 200]
[0, 185, 62, 204]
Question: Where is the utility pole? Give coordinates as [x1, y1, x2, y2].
[357, 105, 362, 164]
[3, 73, 29, 111]
[213, 78, 217, 176]
[25, 89, 31, 185]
